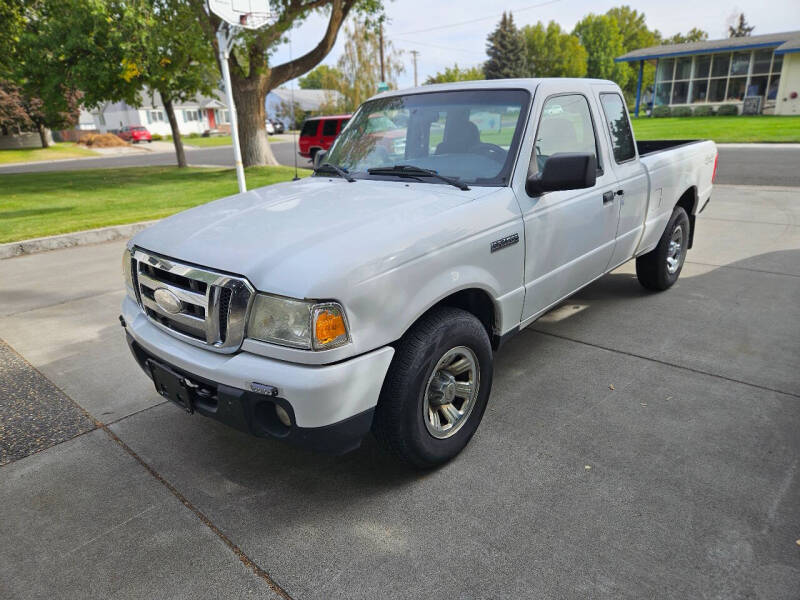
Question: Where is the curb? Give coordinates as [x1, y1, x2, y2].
[0, 220, 159, 260]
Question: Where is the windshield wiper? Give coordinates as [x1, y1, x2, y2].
[315, 162, 356, 182]
[367, 165, 470, 191]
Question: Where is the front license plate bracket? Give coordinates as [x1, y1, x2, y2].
[146, 359, 195, 414]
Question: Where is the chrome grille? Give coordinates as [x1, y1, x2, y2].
[132, 249, 254, 353]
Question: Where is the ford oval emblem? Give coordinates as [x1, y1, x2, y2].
[154, 288, 182, 314]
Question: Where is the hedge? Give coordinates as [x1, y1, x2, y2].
[717, 104, 739, 116]
[671, 106, 693, 117]
[652, 106, 671, 118]
[693, 105, 715, 117]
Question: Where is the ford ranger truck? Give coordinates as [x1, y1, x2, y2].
[121, 79, 717, 468]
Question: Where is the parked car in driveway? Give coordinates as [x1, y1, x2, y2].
[265, 120, 275, 135]
[117, 126, 152, 143]
[121, 78, 717, 467]
[298, 114, 350, 160]
[269, 119, 285, 134]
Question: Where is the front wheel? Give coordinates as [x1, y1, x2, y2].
[372, 307, 493, 468]
[636, 206, 690, 290]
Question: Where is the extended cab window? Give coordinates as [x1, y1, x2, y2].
[532, 94, 600, 174]
[322, 119, 338, 136]
[600, 93, 636, 163]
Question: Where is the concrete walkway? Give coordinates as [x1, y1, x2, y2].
[0, 184, 798, 599]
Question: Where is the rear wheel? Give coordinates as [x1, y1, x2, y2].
[636, 206, 690, 290]
[372, 307, 493, 468]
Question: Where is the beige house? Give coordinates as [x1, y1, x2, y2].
[616, 30, 800, 116]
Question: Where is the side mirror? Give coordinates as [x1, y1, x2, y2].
[313, 150, 327, 169]
[526, 152, 597, 196]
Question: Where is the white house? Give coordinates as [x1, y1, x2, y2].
[266, 88, 344, 127]
[87, 89, 231, 136]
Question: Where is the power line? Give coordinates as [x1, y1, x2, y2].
[391, 37, 483, 55]
[390, 0, 561, 36]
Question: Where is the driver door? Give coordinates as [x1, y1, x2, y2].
[518, 90, 621, 322]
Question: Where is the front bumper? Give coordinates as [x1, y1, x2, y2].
[122, 296, 394, 454]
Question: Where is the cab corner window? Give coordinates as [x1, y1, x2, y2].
[600, 93, 636, 163]
[533, 94, 600, 175]
[322, 119, 338, 136]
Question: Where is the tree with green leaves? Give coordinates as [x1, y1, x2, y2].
[334, 20, 404, 112]
[604, 6, 659, 104]
[522, 21, 587, 78]
[664, 28, 709, 44]
[484, 12, 527, 80]
[424, 64, 484, 84]
[191, 0, 384, 167]
[572, 14, 630, 91]
[728, 14, 754, 38]
[299, 65, 344, 89]
[138, 0, 219, 167]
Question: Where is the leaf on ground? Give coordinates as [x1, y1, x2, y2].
[609, 384, 615, 390]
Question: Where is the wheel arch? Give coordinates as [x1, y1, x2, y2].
[675, 186, 698, 248]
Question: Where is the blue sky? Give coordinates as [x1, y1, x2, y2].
[266, 0, 800, 89]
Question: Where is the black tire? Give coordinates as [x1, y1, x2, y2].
[636, 206, 690, 291]
[309, 148, 319, 162]
[372, 307, 493, 468]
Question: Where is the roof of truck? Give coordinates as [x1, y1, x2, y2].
[369, 78, 616, 102]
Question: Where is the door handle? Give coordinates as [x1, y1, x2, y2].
[602, 191, 615, 204]
[616, 189, 624, 196]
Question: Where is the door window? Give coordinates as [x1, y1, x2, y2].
[532, 94, 600, 174]
[599, 93, 636, 163]
[322, 119, 338, 136]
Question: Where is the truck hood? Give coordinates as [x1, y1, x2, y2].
[132, 176, 499, 298]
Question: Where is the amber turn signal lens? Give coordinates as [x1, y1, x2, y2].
[314, 310, 347, 345]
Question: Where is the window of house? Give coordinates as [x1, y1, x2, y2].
[675, 58, 692, 80]
[711, 54, 730, 77]
[183, 109, 200, 122]
[708, 78, 727, 102]
[694, 56, 711, 79]
[656, 59, 675, 82]
[690, 80, 708, 103]
[752, 50, 772, 74]
[600, 93, 635, 163]
[726, 77, 747, 101]
[730, 52, 750, 76]
[671, 81, 689, 104]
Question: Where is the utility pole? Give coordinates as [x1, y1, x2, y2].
[410, 50, 420, 87]
[379, 22, 385, 82]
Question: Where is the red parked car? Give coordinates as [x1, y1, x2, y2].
[117, 126, 152, 143]
[298, 115, 350, 160]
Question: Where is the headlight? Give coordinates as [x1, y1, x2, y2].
[122, 247, 135, 299]
[246, 294, 350, 351]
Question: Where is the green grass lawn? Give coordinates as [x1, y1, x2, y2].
[172, 135, 283, 147]
[0, 143, 97, 165]
[631, 115, 800, 143]
[0, 165, 311, 243]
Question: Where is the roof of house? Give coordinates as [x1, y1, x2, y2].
[616, 30, 800, 62]
[268, 88, 343, 111]
[138, 89, 227, 109]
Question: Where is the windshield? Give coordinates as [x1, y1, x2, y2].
[323, 89, 531, 186]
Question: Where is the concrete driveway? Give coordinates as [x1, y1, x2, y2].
[1, 184, 799, 599]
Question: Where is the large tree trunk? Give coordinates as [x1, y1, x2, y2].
[231, 74, 278, 167]
[37, 123, 49, 148]
[162, 96, 187, 168]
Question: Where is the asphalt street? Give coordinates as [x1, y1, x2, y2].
[1, 141, 799, 187]
[1, 183, 798, 598]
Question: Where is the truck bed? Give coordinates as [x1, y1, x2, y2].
[636, 139, 707, 157]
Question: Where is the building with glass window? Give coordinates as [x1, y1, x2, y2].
[616, 30, 800, 116]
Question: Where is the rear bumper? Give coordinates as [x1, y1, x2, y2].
[122, 296, 394, 454]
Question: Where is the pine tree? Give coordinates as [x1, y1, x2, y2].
[484, 12, 527, 80]
[728, 14, 755, 38]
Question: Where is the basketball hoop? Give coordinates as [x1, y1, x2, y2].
[208, 0, 274, 30]
[207, 1, 274, 193]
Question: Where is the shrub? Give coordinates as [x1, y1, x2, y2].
[150, 133, 163, 141]
[671, 106, 692, 118]
[652, 105, 671, 118]
[188, 132, 200, 138]
[716, 104, 739, 116]
[693, 105, 714, 117]
[76, 133, 129, 147]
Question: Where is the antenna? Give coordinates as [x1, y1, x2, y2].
[290, 31, 299, 181]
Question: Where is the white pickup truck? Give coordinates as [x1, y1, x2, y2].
[121, 78, 717, 467]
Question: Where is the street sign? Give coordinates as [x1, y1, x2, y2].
[207, 1, 274, 193]
[208, 0, 273, 29]
[377, 82, 389, 93]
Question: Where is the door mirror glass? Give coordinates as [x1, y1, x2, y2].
[313, 150, 327, 169]
[525, 152, 597, 196]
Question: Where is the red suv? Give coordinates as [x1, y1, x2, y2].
[117, 126, 152, 143]
[298, 115, 350, 160]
